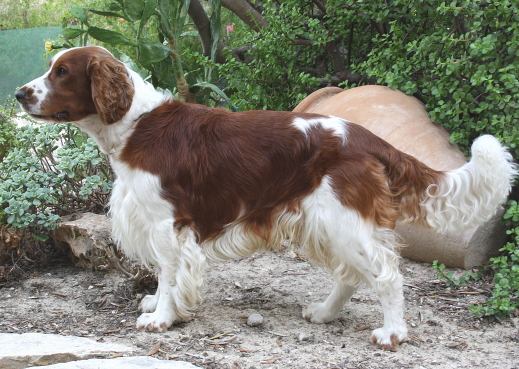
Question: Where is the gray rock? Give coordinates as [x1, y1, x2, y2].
[0, 333, 134, 369]
[52, 212, 114, 269]
[246, 313, 264, 327]
[52, 212, 143, 277]
[36, 356, 201, 368]
[297, 332, 314, 342]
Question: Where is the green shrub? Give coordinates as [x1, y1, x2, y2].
[355, 0, 519, 157]
[219, 1, 323, 110]
[467, 201, 519, 316]
[0, 110, 111, 234]
[0, 103, 18, 160]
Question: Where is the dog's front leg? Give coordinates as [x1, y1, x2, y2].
[136, 228, 206, 332]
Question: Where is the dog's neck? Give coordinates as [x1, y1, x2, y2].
[74, 68, 169, 156]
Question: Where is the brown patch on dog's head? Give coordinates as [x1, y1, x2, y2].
[16, 46, 134, 124]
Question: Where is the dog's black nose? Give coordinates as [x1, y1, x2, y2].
[15, 89, 27, 102]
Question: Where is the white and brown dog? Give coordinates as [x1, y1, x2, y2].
[16, 46, 516, 350]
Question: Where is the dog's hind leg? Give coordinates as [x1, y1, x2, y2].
[170, 228, 207, 321]
[351, 229, 407, 350]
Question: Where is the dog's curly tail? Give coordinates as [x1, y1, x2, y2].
[420, 135, 517, 233]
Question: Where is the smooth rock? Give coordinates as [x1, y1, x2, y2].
[246, 313, 264, 327]
[36, 356, 201, 369]
[294, 85, 506, 268]
[0, 333, 134, 369]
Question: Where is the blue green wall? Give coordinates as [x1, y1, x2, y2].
[0, 27, 61, 103]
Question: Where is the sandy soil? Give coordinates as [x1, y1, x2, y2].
[0, 251, 518, 369]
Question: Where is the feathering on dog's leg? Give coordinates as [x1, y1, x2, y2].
[361, 230, 407, 351]
[369, 270, 407, 351]
[171, 228, 207, 322]
[136, 228, 206, 331]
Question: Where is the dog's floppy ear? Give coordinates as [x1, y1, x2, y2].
[88, 55, 134, 124]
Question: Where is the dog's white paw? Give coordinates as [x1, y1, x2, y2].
[136, 310, 176, 332]
[302, 302, 337, 324]
[370, 325, 408, 351]
[139, 294, 159, 313]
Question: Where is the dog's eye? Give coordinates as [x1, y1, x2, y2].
[56, 66, 67, 76]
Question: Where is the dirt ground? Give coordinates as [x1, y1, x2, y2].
[0, 251, 518, 369]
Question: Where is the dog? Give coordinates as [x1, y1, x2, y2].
[16, 46, 516, 350]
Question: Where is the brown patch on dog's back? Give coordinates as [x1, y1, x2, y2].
[120, 102, 443, 243]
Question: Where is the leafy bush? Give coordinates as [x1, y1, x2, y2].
[432, 260, 480, 288]
[219, 2, 323, 110]
[355, 1, 519, 157]
[0, 103, 18, 160]
[0, 0, 107, 30]
[466, 201, 519, 316]
[0, 109, 111, 234]
[221, 1, 519, 156]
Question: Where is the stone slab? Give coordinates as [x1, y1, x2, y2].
[294, 85, 506, 268]
[36, 356, 201, 369]
[0, 333, 134, 369]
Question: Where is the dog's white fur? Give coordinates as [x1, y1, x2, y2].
[423, 135, 517, 233]
[19, 47, 516, 348]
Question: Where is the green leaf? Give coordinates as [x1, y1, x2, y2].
[70, 5, 88, 23]
[108, 2, 122, 11]
[124, 0, 145, 21]
[180, 31, 199, 37]
[88, 26, 134, 45]
[193, 81, 229, 102]
[157, 0, 173, 36]
[88, 9, 129, 20]
[209, 0, 221, 62]
[138, 42, 170, 65]
[62, 28, 86, 40]
[138, 0, 157, 38]
[33, 233, 49, 242]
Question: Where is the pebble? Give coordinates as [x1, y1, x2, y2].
[246, 313, 264, 327]
[297, 332, 314, 342]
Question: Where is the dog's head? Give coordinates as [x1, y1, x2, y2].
[16, 46, 134, 124]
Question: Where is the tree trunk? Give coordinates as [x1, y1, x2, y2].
[188, 0, 225, 63]
[222, 0, 267, 31]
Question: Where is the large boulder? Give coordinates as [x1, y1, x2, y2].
[293, 85, 506, 268]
